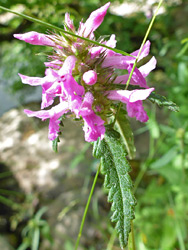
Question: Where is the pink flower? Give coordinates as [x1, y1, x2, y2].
[15, 3, 156, 143]
[107, 88, 154, 122]
[113, 56, 157, 88]
[24, 102, 69, 140]
[79, 92, 105, 142]
[18, 68, 59, 109]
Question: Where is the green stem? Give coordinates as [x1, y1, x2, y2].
[113, 0, 164, 125]
[0, 5, 134, 57]
[75, 163, 101, 250]
[126, 0, 163, 90]
[133, 163, 147, 194]
[131, 221, 136, 250]
[107, 229, 117, 250]
[168, 193, 186, 250]
[128, 221, 136, 250]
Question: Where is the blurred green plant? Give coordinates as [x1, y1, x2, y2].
[17, 206, 52, 250]
[132, 37, 188, 249]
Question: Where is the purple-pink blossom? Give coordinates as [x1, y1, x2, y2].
[15, 2, 156, 143]
[106, 88, 154, 122]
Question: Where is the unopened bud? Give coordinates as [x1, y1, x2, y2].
[83, 70, 97, 85]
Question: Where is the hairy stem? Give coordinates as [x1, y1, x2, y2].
[0, 5, 134, 57]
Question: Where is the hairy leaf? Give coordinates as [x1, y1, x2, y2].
[148, 92, 179, 112]
[52, 136, 60, 153]
[115, 111, 136, 159]
[93, 127, 136, 248]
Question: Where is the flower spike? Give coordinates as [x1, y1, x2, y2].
[15, 3, 156, 142]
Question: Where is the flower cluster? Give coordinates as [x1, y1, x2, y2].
[14, 2, 156, 142]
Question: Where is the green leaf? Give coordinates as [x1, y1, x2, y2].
[150, 146, 177, 169]
[115, 111, 136, 159]
[52, 136, 60, 153]
[93, 127, 136, 248]
[148, 92, 179, 112]
[32, 228, 40, 250]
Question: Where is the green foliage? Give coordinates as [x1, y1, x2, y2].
[93, 127, 136, 248]
[18, 207, 52, 250]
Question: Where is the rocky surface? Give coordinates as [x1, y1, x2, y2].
[0, 107, 88, 193]
[0, 106, 149, 249]
[0, 106, 108, 249]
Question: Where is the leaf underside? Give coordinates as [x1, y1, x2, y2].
[148, 92, 179, 112]
[93, 127, 136, 249]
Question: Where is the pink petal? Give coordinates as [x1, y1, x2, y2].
[102, 40, 151, 68]
[124, 40, 151, 63]
[61, 74, 85, 99]
[65, 13, 75, 31]
[105, 34, 117, 56]
[24, 109, 52, 120]
[90, 34, 117, 58]
[24, 103, 69, 140]
[58, 55, 77, 75]
[80, 2, 110, 37]
[139, 56, 157, 77]
[83, 70, 97, 85]
[79, 92, 94, 116]
[45, 68, 59, 81]
[89, 46, 103, 59]
[48, 117, 61, 140]
[41, 93, 54, 109]
[44, 60, 62, 69]
[114, 74, 129, 84]
[14, 31, 55, 46]
[106, 88, 154, 123]
[106, 88, 154, 103]
[128, 88, 154, 102]
[127, 65, 148, 88]
[114, 67, 149, 88]
[18, 73, 44, 86]
[126, 101, 149, 122]
[83, 114, 105, 142]
[102, 55, 129, 69]
[106, 90, 131, 102]
[78, 92, 105, 142]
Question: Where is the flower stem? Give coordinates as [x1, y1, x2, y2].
[75, 163, 101, 250]
[107, 229, 117, 250]
[0, 5, 134, 57]
[128, 221, 136, 250]
[125, 0, 163, 90]
[113, 0, 163, 126]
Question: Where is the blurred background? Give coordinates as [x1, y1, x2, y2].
[0, 0, 188, 249]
